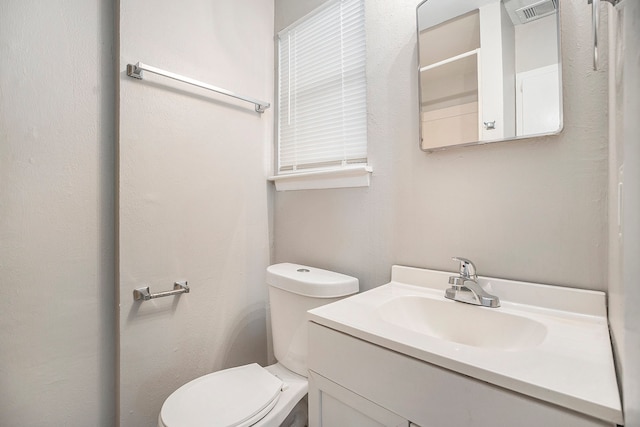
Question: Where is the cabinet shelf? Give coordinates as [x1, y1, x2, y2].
[419, 48, 481, 149]
[420, 48, 479, 73]
[420, 49, 479, 110]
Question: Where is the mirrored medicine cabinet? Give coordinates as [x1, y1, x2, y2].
[417, 0, 563, 152]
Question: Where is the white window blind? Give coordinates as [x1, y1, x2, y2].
[277, 0, 367, 173]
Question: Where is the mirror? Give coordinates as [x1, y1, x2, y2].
[417, 0, 562, 151]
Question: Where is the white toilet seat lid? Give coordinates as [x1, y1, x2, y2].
[160, 363, 284, 427]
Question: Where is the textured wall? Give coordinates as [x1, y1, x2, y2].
[118, 0, 274, 425]
[0, 1, 115, 425]
[607, 1, 640, 425]
[273, 0, 609, 292]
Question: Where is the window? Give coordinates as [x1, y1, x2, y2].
[271, 0, 370, 191]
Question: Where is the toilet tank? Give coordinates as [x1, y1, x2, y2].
[267, 263, 359, 377]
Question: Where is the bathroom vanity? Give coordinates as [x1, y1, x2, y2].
[306, 266, 623, 427]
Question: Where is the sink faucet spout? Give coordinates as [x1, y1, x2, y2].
[446, 257, 500, 308]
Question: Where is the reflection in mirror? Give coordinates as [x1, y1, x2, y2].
[417, 0, 562, 151]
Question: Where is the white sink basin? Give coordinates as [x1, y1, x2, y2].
[377, 295, 547, 351]
[307, 265, 623, 425]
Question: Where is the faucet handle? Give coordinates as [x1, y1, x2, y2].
[452, 257, 477, 280]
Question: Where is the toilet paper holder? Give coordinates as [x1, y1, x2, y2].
[133, 281, 190, 302]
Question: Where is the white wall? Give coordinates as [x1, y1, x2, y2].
[479, 2, 515, 140]
[607, 1, 640, 425]
[118, 0, 274, 426]
[273, 0, 608, 292]
[515, 14, 559, 73]
[0, 1, 115, 425]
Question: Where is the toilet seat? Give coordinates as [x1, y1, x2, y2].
[159, 363, 284, 427]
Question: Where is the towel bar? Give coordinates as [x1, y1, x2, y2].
[126, 61, 270, 113]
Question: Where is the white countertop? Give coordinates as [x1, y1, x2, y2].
[307, 265, 623, 425]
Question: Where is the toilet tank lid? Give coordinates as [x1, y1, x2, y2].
[267, 263, 359, 298]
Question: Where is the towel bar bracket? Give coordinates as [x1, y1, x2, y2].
[126, 63, 143, 80]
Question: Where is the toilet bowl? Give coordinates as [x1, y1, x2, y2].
[158, 263, 359, 427]
[158, 363, 307, 427]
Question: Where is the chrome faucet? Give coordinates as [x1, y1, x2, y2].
[445, 257, 500, 308]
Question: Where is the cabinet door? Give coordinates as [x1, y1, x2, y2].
[516, 64, 560, 136]
[309, 371, 409, 427]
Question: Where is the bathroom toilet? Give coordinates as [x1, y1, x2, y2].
[158, 263, 359, 427]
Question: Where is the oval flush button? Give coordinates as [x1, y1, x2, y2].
[297, 268, 310, 273]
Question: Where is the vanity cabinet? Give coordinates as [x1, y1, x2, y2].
[307, 322, 614, 427]
[309, 371, 410, 427]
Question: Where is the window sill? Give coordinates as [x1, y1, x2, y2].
[268, 165, 373, 191]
